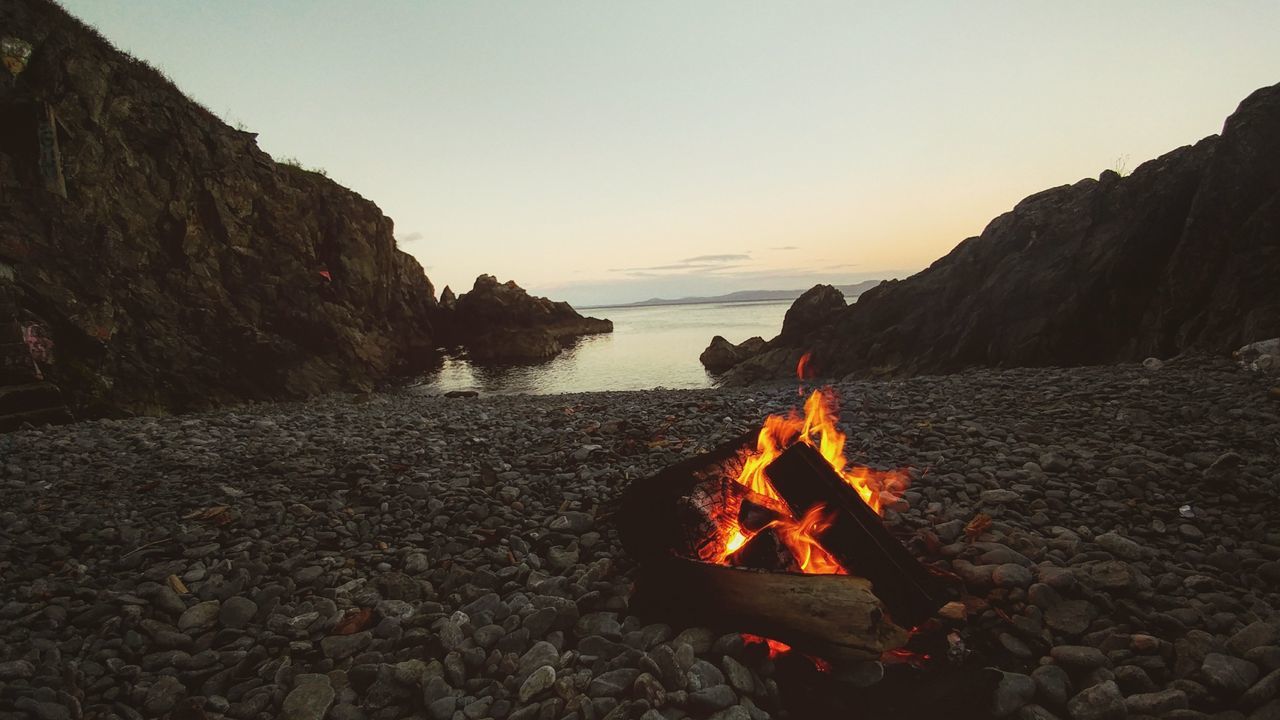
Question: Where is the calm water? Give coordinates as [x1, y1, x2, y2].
[413, 300, 791, 395]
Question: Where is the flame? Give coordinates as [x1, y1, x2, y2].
[705, 367, 909, 574]
[706, 357, 911, 663]
[796, 351, 813, 379]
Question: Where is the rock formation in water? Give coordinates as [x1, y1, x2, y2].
[444, 275, 612, 362]
[710, 82, 1280, 383]
[699, 335, 766, 374]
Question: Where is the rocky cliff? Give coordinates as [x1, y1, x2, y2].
[716, 83, 1280, 383]
[0, 0, 445, 415]
[447, 275, 613, 362]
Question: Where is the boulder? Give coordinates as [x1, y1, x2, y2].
[699, 335, 767, 374]
[779, 284, 846, 341]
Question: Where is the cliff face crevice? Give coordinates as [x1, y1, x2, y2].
[1, 0, 440, 415]
[718, 83, 1280, 384]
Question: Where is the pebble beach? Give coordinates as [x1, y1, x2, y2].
[1, 356, 1278, 720]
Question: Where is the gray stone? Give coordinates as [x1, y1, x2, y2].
[634, 672, 666, 707]
[688, 659, 725, 690]
[462, 696, 493, 719]
[1051, 645, 1109, 671]
[1229, 621, 1280, 656]
[1039, 453, 1069, 472]
[321, 631, 372, 661]
[13, 699, 72, 720]
[994, 672, 1037, 717]
[1094, 532, 1146, 560]
[589, 668, 642, 697]
[281, 674, 335, 720]
[1111, 665, 1154, 694]
[550, 511, 594, 533]
[1242, 668, 1280, 709]
[218, 596, 257, 629]
[522, 607, 559, 637]
[518, 641, 560, 684]
[1077, 561, 1137, 593]
[721, 656, 755, 694]
[546, 544, 579, 570]
[1046, 600, 1097, 635]
[1033, 665, 1072, 707]
[404, 553, 430, 574]
[577, 611, 621, 638]
[177, 600, 220, 633]
[674, 627, 715, 653]
[981, 490, 1021, 504]
[993, 563, 1035, 588]
[708, 707, 751, 720]
[143, 676, 186, 715]
[1200, 652, 1259, 697]
[689, 684, 737, 712]
[519, 665, 556, 702]
[427, 696, 456, 720]
[0, 660, 35, 680]
[150, 586, 187, 617]
[1016, 704, 1063, 720]
[1065, 680, 1125, 720]
[1123, 688, 1187, 715]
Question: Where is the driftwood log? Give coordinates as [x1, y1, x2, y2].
[631, 556, 908, 662]
[765, 442, 944, 628]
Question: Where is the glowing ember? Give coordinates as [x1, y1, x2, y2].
[743, 633, 833, 672]
[742, 633, 792, 659]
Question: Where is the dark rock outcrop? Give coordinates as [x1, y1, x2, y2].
[722, 83, 1280, 383]
[445, 275, 612, 362]
[699, 335, 766, 373]
[0, 0, 447, 415]
[779, 284, 846, 342]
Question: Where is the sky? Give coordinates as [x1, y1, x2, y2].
[59, 1, 1280, 306]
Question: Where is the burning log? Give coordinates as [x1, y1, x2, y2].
[764, 442, 944, 628]
[728, 526, 799, 572]
[631, 556, 908, 662]
[738, 497, 785, 533]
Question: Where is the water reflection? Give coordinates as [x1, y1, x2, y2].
[412, 300, 792, 396]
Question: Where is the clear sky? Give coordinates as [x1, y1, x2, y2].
[59, 1, 1280, 306]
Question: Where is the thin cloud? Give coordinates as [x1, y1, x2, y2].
[680, 253, 750, 263]
[618, 264, 746, 278]
[610, 252, 751, 276]
[397, 231, 425, 244]
[770, 246, 799, 251]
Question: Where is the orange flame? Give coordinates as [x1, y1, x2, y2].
[710, 357, 911, 664]
[796, 351, 813, 380]
[706, 375, 909, 574]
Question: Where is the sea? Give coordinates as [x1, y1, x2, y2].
[411, 300, 793, 396]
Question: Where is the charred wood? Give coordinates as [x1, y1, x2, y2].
[631, 556, 907, 662]
[764, 442, 944, 628]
